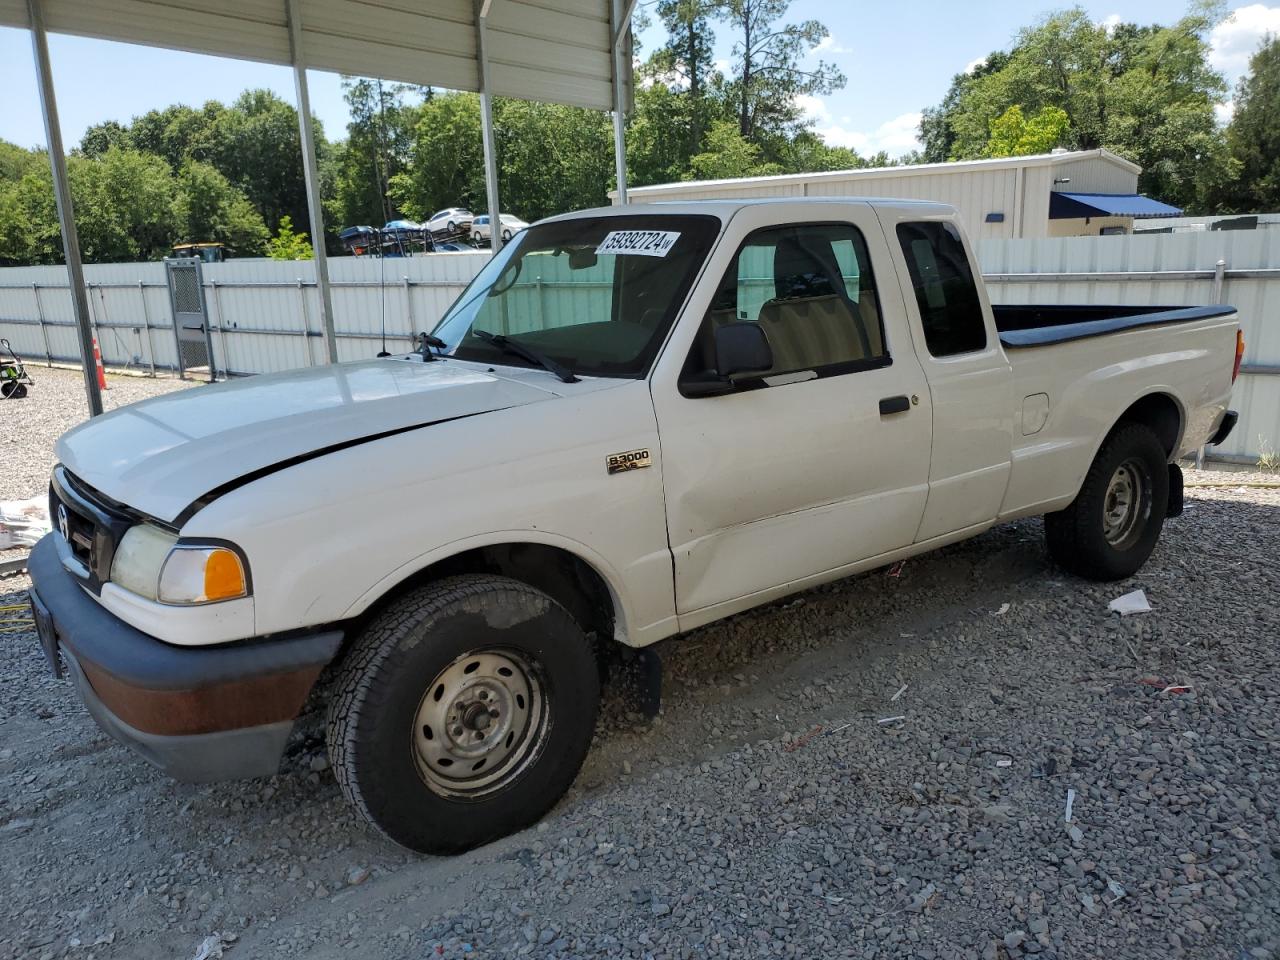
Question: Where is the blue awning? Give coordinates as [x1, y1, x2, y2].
[1050, 192, 1183, 219]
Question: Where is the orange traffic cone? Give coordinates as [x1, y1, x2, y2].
[92, 338, 108, 390]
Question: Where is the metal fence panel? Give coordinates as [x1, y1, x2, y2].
[2, 233, 1276, 461]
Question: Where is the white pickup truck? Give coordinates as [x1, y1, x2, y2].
[29, 199, 1243, 853]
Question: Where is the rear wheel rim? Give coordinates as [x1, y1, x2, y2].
[412, 648, 548, 798]
[1102, 458, 1150, 549]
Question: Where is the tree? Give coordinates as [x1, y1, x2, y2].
[920, 6, 1229, 210]
[201, 90, 325, 234]
[1221, 35, 1280, 212]
[918, 52, 1011, 162]
[173, 161, 269, 255]
[985, 105, 1070, 156]
[686, 119, 783, 179]
[266, 215, 314, 260]
[718, 0, 845, 146]
[650, 0, 722, 154]
[78, 121, 131, 159]
[388, 93, 485, 220]
[333, 77, 424, 228]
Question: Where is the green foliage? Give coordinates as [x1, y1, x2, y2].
[1219, 36, 1280, 212]
[266, 215, 314, 260]
[331, 78, 424, 228]
[388, 93, 485, 220]
[173, 161, 269, 255]
[985, 105, 1070, 156]
[686, 120, 783, 179]
[920, 6, 1230, 210]
[720, 0, 846, 147]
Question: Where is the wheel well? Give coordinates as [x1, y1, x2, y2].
[357, 543, 617, 645]
[1116, 393, 1181, 457]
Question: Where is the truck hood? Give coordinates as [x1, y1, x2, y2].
[55, 359, 559, 525]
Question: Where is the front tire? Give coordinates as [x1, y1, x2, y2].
[1044, 422, 1169, 581]
[327, 575, 600, 853]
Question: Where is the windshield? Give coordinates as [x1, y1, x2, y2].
[432, 214, 720, 379]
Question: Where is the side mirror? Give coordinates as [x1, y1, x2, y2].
[681, 322, 774, 397]
[715, 322, 773, 378]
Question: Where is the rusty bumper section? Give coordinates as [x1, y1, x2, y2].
[27, 535, 341, 782]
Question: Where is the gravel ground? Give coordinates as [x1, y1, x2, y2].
[2, 374, 1278, 960]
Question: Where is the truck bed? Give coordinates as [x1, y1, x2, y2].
[994, 304, 1237, 348]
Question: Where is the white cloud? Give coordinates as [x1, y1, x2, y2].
[1210, 4, 1280, 80]
[1215, 100, 1236, 126]
[1101, 13, 1123, 34]
[810, 35, 849, 56]
[795, 96, 921, 157]
[965, 56, 987, 74]
[712, 58, 731, 76]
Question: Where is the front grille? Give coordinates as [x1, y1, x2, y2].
[49, 466, 135, 594]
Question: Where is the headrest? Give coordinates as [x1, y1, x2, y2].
[773, 236, 837, 300]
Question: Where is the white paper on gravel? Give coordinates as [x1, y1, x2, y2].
[1108, 589, 1152, 616]
[0, 497, 49, 550]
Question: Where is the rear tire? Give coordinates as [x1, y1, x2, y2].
[327, 575, 599, 854]
[1044, 422, 1169, 581]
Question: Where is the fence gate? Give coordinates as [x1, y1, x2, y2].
[164, 257, 216, 380]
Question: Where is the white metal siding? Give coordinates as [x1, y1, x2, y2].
[3, 229, 1274, 462]
[1048, 157, 1140, 196]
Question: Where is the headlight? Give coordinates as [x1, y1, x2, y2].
[110, 525, 249, 604]
[110, 524, 178, 600]
[159, 545, 249, 604]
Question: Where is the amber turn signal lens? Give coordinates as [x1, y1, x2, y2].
[1232, 330, 1245, 383]
[203, 548, 247, 601]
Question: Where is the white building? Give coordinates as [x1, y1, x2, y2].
[613, 148, 1183, 241]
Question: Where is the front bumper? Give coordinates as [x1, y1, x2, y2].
[27, 535, 342, 782]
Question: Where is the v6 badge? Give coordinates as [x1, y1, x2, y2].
[606, 449, 652, 475]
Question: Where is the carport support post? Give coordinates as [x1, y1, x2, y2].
[27, 0, 103, 417]
[287, 0, 339, 364]
[476, 0, 503, 255]
[610, 0, 636, 203]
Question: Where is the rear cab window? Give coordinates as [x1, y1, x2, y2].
[895, 221, 987, 357]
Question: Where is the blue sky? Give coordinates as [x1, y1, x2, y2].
[1, 2, 1277, 158]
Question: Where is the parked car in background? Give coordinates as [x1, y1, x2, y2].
[471, 214, 530, 245]
[425, 208, 473, 238]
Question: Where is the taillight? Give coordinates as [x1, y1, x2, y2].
[1232, 329, 1245, 383]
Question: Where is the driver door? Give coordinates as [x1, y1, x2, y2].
[650, 203, 933, 623]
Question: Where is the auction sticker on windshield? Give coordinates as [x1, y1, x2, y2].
[595, 230, 681, 257]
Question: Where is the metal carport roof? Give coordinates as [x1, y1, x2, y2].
[0, 0, 632, 111]
[6, 0, 638, 417]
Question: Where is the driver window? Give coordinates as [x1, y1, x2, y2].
[686, 223, 889, 381]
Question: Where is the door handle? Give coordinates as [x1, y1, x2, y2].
[879, 395, 911, 416]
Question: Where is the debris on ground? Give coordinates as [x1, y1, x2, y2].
[1065, 788, 1077, 823]
[890, 683, 908, 701]
[190, 932, 236, 960]
[0, 497, 48, 550]
[993, 602, 1010, 615]
[1109, 588, 1152, 616]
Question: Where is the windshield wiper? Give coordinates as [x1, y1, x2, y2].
[472, 329, 579, 384]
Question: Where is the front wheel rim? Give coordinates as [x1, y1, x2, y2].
[412, 648, 549, 798]
[1102, 458, 1151, 549]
